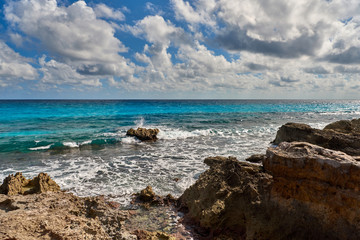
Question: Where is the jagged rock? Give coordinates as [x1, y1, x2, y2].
[126, 128, 160, 141]
[179, 156, 274, 239]
[179, 150, 360, 239]
[245, 154, 265, 163]
[0, 172, 60, 195]
[272, 121, 360, 156]
[0, 191, 131, 239]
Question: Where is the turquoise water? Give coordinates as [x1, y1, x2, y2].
[1, 100, 360, 204]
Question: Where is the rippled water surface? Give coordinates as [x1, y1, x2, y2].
[1, 100, 360, 204]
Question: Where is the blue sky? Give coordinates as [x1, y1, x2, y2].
[1, 0, 360, 99]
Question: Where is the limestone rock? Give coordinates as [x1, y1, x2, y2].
[264, 142, 360, 239]
[126, 128, 160, 141]
[0, 192, 130, 240]
[0, 172, 60, 195]
[179, 151, 360, 239]
[179, 156, 274, 239]
[272, 121, 360, 156]
[324, 118, 360, 133]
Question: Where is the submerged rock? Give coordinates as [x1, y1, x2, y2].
[272, 121, 360, 156]
[179, 147, 360, 239]
[126, 128, 160, 141]
[245, 154, 265, 163]
[0, 172, 60, 195]
[133, 186, 176, 208]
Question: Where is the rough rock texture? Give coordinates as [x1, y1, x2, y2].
[0, 172, 60, 195]
[0, 191, 134, 240]
[126, 128, 160, 141]
[179, 148, 360, 239]
[265, 142, 360, 239]
[179, 156, 274, 239]
[272, 122, 360, 156]
[133, 230, 176, 240]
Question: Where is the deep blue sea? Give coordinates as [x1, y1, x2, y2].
[1, 99, 360, 204]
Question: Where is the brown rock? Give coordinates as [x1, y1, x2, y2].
[126, 128, 160, 141]
[324, 118, 360, 133]
[179, 156, 274, 239]
[272, 121, 360, 156]
[264, 141, 360, 239]
[179, 151, 360, 239]
[0, 172, 60, 195]
[0, 192, 132, 240]
[133, 229, 176, 240]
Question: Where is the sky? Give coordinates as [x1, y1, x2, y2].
[1, 0, 360, 99]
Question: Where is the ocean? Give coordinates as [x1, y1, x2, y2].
[1, 99, 360, 205]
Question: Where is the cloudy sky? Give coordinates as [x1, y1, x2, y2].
[1, 0, 360, 99]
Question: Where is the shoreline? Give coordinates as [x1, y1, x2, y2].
[2, 119, 360, 239]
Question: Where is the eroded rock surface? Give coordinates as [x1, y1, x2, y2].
[0, 191, 134, 240]
[0, 172, 60, 195]
[265, 142, 360, 239]
[179, 147, 360, 239]
[272, 121, 360, 156]
[126, 128, 160, 141]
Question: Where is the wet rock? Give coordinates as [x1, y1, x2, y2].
[245, 154, 265, 163]
[126, 128, 160, 141]
[272, 121, 360, 156]
[133, 186, 176, 208]
[0, 172, 60, 195]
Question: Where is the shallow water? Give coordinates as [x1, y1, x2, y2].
[1, 100, 360, 204]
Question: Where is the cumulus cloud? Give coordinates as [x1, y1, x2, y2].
[4, 0, 132, 76]
[0, 41, 38, 87]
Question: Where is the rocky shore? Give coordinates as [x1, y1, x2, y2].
[1, 119, 360, 239]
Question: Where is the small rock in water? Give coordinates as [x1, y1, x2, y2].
[126, 127, 160, 141]
[246, 154, 266, 163]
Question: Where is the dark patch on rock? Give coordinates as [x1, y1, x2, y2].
[246, 154, 266, 163]
[132, 186, 176, 209]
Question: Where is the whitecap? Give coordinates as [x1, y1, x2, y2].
[121, 137, 140, 144]
[157, 128, 213, 140]
[29, 144, 53, 151]
[63, 142, 79, 148]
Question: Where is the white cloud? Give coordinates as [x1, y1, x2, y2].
[0, 41, 38, 87]
[5, 0, 132, 76]
[94, 3, 125, 21]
